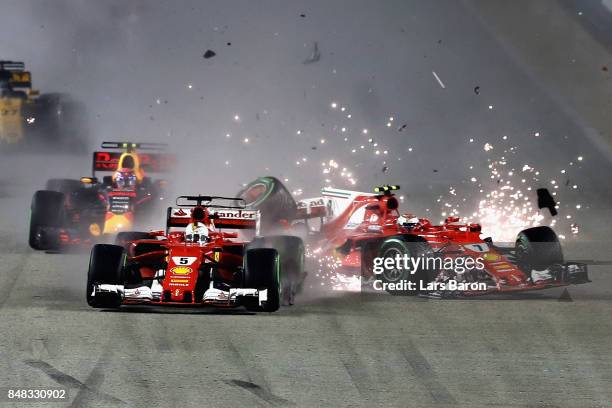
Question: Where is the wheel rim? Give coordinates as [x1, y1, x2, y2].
[516, 238, 531, 270]
[381, 247, 405, 282]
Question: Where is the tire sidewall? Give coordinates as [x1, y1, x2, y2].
[87, 244, 125, 307]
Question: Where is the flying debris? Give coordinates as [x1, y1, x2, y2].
[474, 86, 480, 95]
[398, 124, 407, 132]
[303, 41, 321, 64]
[432, 71, 446, 88]
[203, 49, 216, 59]
[537, 188, 558, 216]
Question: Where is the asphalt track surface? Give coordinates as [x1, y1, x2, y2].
[2, 2, 612, 408]
[0, 232, 611, 408]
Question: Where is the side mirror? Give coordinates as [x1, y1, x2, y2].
[536, 188, 558, 216]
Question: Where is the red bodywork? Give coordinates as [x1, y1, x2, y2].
[288, 188, 587, 296]
[124, 232, 245, 306]
[119, 203, 259, 306]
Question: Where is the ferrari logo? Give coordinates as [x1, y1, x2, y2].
[170, 266, 192, 275]
[214, 252, 220, 262]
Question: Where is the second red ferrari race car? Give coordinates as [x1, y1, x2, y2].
[87, 195, 304, 311]
[238, 177, 590, 297]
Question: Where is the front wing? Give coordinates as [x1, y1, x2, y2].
[425, 262, 589, 298]
[91, 284, 267, 308]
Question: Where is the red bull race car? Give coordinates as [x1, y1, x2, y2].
[28, 141, 172, 251]
[87, 195, 304, 311]
[238, 177, 590, 297]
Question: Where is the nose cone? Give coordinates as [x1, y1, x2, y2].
[103, 213, 133, 234]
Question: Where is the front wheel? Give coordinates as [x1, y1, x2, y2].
[248, 235, 304, 305]
[515, 226, 563, 274]
[86, 244, 125, 308]
[29, 190, 64, 250]
[375, 236, 433, 295]
[243, 248, 280, 312]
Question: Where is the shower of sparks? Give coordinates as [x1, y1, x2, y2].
[221, 96, 585, 249]
[305, 245, 361, 291]
[433, 145, 581, 242]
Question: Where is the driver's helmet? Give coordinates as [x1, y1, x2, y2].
[114, 170, 137, 190]
[185, 222, 209, 244]
[398, 213, 420, 230]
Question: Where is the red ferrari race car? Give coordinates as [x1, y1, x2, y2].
[238, 177, 590, 297]
[28, 141, 172, 251]
[86, 195, 304, 311]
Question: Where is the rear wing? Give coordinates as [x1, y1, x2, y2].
[92, 151, 175, 173]
[295, 187, 375, 220]
[166, 207, 260, 233]
[0, 61, 25, 71]
[92, 142, 174, 174]
[1, 61, 31, 89]
[101, 141, 168, 151]
[296, 197, 329, 219]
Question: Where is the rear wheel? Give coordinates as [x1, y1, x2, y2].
[29, 190, 64, 250]
[243, 248, 280, 312]
[515, 226, 563, 274]
[87, 244, 125, 308]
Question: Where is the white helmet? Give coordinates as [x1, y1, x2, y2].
[398, 213, 420, 229]
[185, 222, 209, 244]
